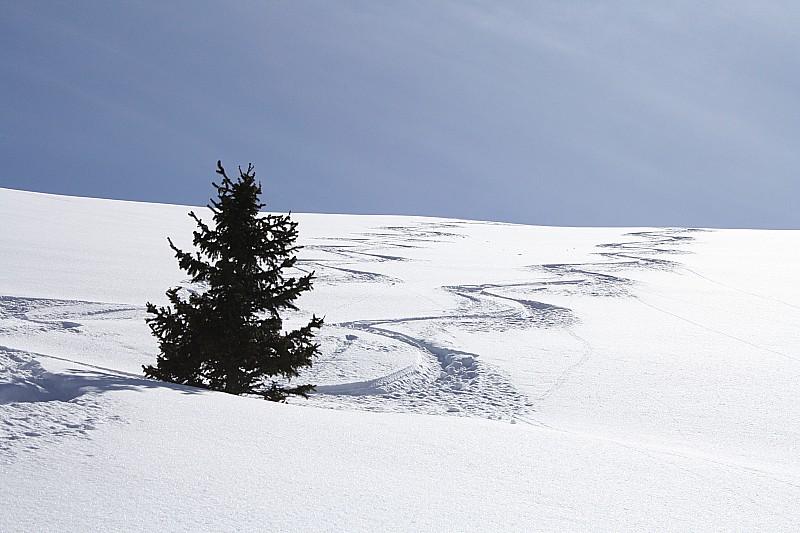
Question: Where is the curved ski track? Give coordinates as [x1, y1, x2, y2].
[0, 224, 709, 422]
[302, 224, 706, 419]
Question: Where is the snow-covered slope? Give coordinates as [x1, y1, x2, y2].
[1, 187, 799, 531]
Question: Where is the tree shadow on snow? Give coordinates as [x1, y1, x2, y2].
[0, 367, 205, 405]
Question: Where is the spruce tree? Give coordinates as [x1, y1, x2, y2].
[144, 160, 323, 401]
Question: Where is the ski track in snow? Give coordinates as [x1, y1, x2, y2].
[2, 219, 798, 490]
[298, 224, 706, 419]
[0, 223, 709, 442]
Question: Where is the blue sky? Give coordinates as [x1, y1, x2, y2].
[2, 1, 799, 228]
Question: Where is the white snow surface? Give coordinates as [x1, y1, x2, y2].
[1, 187, 799, 531]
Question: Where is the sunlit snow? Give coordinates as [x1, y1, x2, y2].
[1, 188, 799, 531]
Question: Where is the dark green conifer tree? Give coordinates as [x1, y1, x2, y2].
[144, 161, 323, 401]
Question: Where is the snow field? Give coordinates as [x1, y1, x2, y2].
[1, 187, 799, 531]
